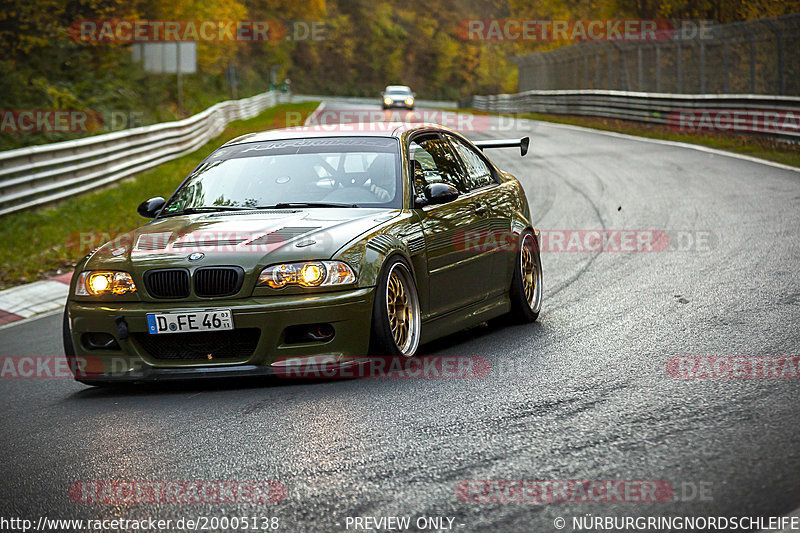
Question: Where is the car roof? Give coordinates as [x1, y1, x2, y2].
[223, 122, 454, 146]
[385, 85, 412, 92]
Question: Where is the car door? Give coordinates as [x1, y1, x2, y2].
[410, 133, 494, 317]
[445, 133, 514, 299]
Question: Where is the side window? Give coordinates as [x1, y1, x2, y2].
[447, 135, 495, 191]
[409, 135, 465, 198]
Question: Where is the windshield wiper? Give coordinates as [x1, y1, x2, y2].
[159, 205, 256, 218]
[260, 202, 359, 209]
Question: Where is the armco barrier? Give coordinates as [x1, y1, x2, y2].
[465, 90, 800, 143]
[0, 91, 288, 217]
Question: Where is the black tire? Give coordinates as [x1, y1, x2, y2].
[509, 231, 543, 323]
[63, 307, 75, 357]
[368, 256, 421, 357]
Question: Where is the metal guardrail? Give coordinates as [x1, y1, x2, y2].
[465, 90, 800, 142]
[0, 91, 287, 217]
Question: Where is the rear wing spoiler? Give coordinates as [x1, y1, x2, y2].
[473, 137, 530, 157]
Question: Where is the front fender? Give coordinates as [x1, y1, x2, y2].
[335, 233, 415, 288]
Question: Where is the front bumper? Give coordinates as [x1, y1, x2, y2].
[65, 288, 375, 383]
[383, 101, 413, 109]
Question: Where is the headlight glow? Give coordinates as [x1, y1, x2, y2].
[89, 273, 109, 293]
[405, 97, 414, 105]
[384, 97, 393, 105]
[76, 271, 137, 296]
[258, 261, 356, 289]
[301, 263, 325, 286]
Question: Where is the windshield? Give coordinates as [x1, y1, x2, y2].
[161, 137, 402, 215]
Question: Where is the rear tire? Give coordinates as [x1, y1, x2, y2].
[509, 231, 542, 323]
[63, 307, 75, 357]
[369, 256, 421, 357]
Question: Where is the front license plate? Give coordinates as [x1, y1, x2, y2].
[146, 309, 233, 334]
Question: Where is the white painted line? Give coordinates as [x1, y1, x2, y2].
[304, 102, 326, 126]
[527, 119, 800, 174]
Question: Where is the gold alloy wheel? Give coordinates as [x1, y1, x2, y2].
[521, 233, 542, 312]
[385, 262, 420, 356]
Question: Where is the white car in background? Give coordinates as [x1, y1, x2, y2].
[382, 85, 415, 110]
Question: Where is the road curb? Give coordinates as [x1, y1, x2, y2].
[0, 273, 71, 326]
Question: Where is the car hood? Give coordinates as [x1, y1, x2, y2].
[85, 208, 400, 272]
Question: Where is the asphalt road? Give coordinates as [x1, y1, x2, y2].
[1, 101, 799, 532]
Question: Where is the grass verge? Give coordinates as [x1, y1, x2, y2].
[462, 109, 800, 169]
[0, 101, 320, 290]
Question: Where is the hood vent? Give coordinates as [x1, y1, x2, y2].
[207, 210, 298, 217]
[247, 227, 321, 246]
[173, 238, 244, 249]
[135, 232, 173, 251]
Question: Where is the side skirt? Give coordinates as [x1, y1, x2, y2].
[420, 294, 510, 345]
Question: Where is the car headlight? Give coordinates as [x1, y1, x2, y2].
[258, 261, 356, 289]
[75, 271, 137, 296]
[405, 97, 414, 105]
[384, 97, 393, 105]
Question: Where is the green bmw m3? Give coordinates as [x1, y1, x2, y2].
[63, 122, 542, 384]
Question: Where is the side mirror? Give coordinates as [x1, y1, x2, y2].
[137, 197, 166, 218]
[424, 183, 459, 205]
